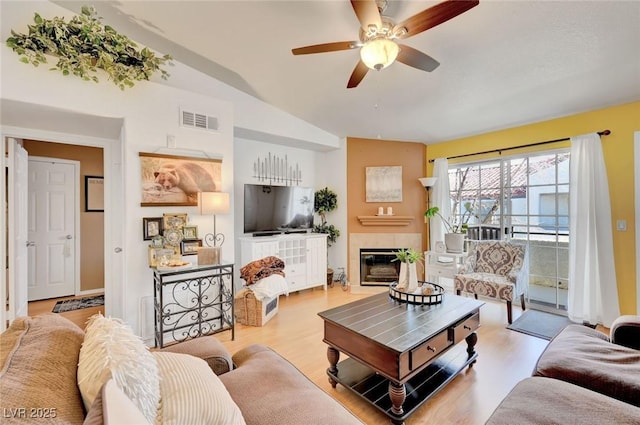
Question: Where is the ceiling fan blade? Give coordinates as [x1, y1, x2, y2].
[350, 0, 382, 31]
[292, 41, 359, 55]
[347, 61, 369, 89]
[393, 0, 479, 39]
[396, 44, 440, 72]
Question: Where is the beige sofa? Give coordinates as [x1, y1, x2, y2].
[486, 315, 640, 424]
[0, 313, 363, 425]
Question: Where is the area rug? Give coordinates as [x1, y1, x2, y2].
[52, 295, 104, 313]
[507, 310, 574, 341]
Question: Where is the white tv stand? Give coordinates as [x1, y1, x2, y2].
[239, 233, 328, 293]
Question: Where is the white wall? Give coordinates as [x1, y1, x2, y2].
[316, 138, 348, 275]
[1, 0, 343, 336]
[233, 137, 317, 281]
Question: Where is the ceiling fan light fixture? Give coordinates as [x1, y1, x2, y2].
[360, 38, 399, 71]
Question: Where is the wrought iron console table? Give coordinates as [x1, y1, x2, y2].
[153, 262, 235, 348]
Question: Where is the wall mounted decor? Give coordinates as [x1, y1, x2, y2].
[163, 213, 188, 231]
[365, 166, 402, 202]
[142, 217, 163, 240]
[6, 6, 172, 90]
[181, 239, 203, 256]
[182, 225, 198, 240]
[253, 153, 301, 185]
[140, 152, 221, 206]
[85, 176, 104, 212]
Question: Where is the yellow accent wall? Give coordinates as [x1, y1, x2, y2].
[427, 101, 639, 314]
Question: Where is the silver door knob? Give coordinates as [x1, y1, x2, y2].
[26, 241, 35, 247]
[65, 235, 73, 240]
[114, 247, 123, 253]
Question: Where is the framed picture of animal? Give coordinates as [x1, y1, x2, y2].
[139, 152, 222, 206]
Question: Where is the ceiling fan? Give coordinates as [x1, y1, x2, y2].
[291, 0, 479, 88]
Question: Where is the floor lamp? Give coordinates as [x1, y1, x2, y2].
[198, 192, 230, 247]
[418, 177, 437, 249]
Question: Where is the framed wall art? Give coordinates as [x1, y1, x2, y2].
[163, 213, 188, 230]
[181, 239, 203, 256]
[85, 175, 104, 212]
[139, 152, 222, 207]
[142, 217, 163, 240]
[365, 166, 403, 202]
[182, 225, 198, 239]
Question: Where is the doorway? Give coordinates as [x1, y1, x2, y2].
[2, 110, 124, 331]
[27, 157, 80, 301]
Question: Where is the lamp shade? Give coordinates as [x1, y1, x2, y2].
[419, 177, 438, 188]
[360, 38, 399, 71]
[198, 192, 230, 215]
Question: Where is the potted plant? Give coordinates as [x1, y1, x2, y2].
[5, 6, 172, 90]
[425, 205, 471, 253]
[392, 248, 422, 293]
[312, 187, 340, 283]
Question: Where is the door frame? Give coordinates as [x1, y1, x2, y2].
[2, 125, 124, 321]
[635, 131, 640, 315]
[28, 156, 81, 298]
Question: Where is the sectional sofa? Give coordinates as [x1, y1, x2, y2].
[486, 315, 640, 424]
[0, 313, 363, 425]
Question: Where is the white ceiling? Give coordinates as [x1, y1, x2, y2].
[54, 1, 640, 144]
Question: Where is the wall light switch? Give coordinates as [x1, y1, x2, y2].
[616, 220, 627, 231]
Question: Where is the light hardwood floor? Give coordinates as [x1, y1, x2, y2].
[28, 294, 104, 330]
[29, 287, 552, 424]
[217, 286, 549, 425]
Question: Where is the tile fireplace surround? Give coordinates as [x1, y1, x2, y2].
[349, 233, 423, 293]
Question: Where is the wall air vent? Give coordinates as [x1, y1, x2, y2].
[180, 109, 219, 132]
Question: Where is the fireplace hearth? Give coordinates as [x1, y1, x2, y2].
[360, 248, 403, 286]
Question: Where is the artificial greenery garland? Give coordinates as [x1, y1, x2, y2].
[6, 5, 172, 90]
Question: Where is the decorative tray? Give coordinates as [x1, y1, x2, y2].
[389, 281, 445, 305]
[156, 261, 193, 271]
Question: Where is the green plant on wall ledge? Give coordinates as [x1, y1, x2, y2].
[5, 5, 173, 90]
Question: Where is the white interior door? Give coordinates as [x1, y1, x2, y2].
[5, 138, 30, 322]
[28, 158, 79, 301]
[12, 142, 29, 316]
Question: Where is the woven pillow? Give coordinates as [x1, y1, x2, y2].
[78, 314, 159, 424]
[153, 352, 246, 425]
[0, 314, 85, 425]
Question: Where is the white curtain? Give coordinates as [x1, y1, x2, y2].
[430, 158, 451, 251]
[568, 132, 619, 327]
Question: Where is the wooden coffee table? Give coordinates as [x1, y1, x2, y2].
[318, 292, 484, 425]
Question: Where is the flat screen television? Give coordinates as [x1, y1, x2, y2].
[243, 184, 315, 234]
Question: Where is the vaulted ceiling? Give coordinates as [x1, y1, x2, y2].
[53, 1, 640, 143]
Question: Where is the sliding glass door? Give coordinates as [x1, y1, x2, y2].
[448, 150, 570, 313]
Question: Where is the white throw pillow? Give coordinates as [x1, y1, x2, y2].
[103, 379, 151, 425]
[78, 314, 160, 424]
[153, 352, 246, 425]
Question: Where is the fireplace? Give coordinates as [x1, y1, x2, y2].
[360, 248, 402, 286]
[349, 233, 422, 294]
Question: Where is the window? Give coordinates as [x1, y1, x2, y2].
[448, 150, 570, 311]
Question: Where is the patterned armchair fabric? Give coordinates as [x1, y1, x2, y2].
[455, 240, 529, 324]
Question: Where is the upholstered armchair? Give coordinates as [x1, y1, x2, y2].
[454, 240, 529, 324]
